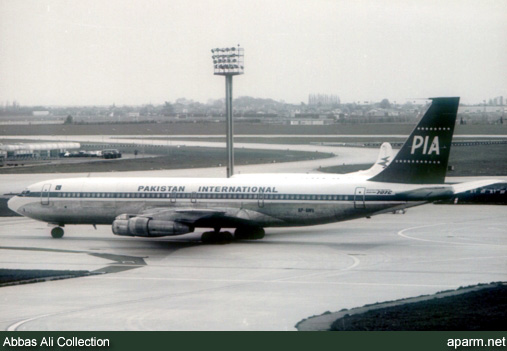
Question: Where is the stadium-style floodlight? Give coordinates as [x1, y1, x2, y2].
[211, 46, 245, 76]
[211, 45, 244, 178]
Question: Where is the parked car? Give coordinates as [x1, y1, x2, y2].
[102, 149, 122, 159]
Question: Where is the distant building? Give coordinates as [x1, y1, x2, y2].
[458, 106, 505, 114]
[366, 109, 400, 117]
[32, 111, 50, 116]
[493, 96, 504, 106]
[0, 142, 80, 158]
[289, 119, 329, 126]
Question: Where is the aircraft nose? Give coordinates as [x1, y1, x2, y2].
[7, 196, 22, 215]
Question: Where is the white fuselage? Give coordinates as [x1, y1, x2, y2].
[8, 176, 451, 229]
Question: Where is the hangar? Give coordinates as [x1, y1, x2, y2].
[0, 142, 81, 159]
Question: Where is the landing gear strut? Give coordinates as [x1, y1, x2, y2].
[51, 227, 64, 239]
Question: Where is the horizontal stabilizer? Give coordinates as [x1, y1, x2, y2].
[401, 186, 454, 200]
[451, 179, 505, 195]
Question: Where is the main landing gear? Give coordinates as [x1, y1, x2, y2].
[201, 227, 233, 244]
[200, 227, 266, 243]
[234, 227, 265, 240]
[50, 226, 65, 239]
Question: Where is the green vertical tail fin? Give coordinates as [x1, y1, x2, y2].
[369, 97, 460, 184]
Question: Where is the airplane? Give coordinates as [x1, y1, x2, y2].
[7, 97, 502, 241]
[232, 141, 394, 181]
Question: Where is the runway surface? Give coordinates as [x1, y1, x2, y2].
[1, 204, 506, 330]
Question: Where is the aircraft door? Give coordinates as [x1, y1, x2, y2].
[354, 187, 365, 209]
[258, 190, 264, 208]
[41, 183, 51, 205]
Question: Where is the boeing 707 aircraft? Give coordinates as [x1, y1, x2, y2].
[7, 97, 501, 240]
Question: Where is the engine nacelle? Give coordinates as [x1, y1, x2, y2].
[112, 215, 193, 237]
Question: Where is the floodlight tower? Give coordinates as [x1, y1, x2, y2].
[211, 45, 244, 178]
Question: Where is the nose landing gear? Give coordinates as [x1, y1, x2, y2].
[50, 226, 64, 239]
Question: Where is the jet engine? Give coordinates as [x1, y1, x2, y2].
[112, 214, 193, 237]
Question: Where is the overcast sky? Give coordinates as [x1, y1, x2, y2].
[1, 0, 505, 106]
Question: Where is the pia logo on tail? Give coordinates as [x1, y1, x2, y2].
[410, 135, 440, 155]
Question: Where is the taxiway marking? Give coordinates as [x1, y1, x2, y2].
[397, 223, 507, 247]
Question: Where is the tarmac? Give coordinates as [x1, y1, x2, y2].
[0, 204, 505, 331]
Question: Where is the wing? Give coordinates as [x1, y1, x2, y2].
[141, 206, 282, 227]
[112, 207, 283, 237]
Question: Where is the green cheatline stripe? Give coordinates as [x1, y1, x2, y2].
[25, 192, 413, 202]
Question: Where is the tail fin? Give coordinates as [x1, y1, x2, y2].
[358, 142, 393, 177]
[369, 97, 460, 184]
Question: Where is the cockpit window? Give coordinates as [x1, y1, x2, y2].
[21, 189, 30, 196]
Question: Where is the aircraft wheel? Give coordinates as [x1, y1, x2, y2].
[220, 231, 233, 242]
[201, 231, 233, 244]
[51, 227, 64, 239]
[234, 227, 265, 240]
[234, 227, 248, 240]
